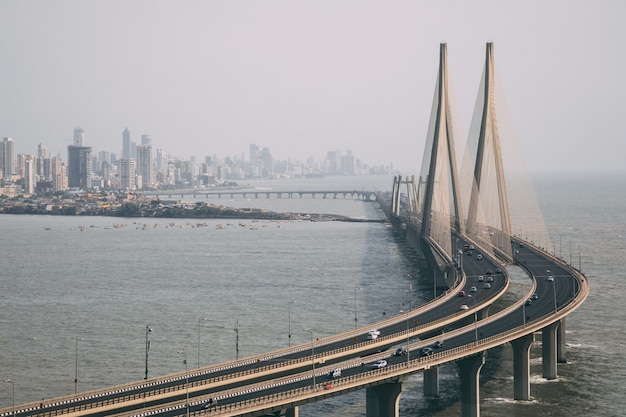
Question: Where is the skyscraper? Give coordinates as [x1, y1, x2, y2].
[136, 144, 154, 189]
[122, 128, 131, 159]
[0, 137, 15, 179]
[51, 156, 68, 192]
[119, 158, 136, 190]
[67, 127, 92, 189]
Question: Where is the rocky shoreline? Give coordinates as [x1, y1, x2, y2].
[0, 198, 385, 223]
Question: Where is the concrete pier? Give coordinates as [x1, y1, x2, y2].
[273, 408, 298, 417]
[457, 353, 485, 417]
[557, 318, 567, 363]
[511, 333, 535, 400]
[542, 322, 560, 380]
[424, 366, 440, 397]
[366, 378, 406, 417]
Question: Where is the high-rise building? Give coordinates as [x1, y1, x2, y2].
[24, 158, 35, 194]
[136, 144, 154, 189]
[141, 134, 151, 146]
[67, 128, 92, 189]
[73, 127, 85, 146]
[0, 137, 15, 179]
[119, 158, 136, 190]
[51, 156, 68, 192]
[122, 128, 131, 159]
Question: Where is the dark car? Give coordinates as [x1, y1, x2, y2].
[525, 299, 532, 306]
[394, 347, 407, 356]
[420, 347, 434, 357]
[433, 340, 444, 349]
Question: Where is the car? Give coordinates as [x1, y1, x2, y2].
[367, 329, 380, 340]
[485, 269, 493, 275]
[486, 276, 494, 283]
[433, 340, 444, 349]
[525, 299, 532, 306]
[515, 249, 520, 254]
[478, 275, 484, 282]
[484, 283, 492, 289]
[470, 286, 477, 293]
[394, 347, 407, 356]
[476, 254, 483, 260]
[201, 399, 216, 409]
[458, 290, 466, 297]
[547, 275, 554, 282]
[495, 267, 502, 273]
[460, 304, 469, 310]
[469, 245, 475, 250]
[328, 368, 341, 378]
[531, 293, 539, 300]
[372, 360, 387, 369]
[420, 347, 434, 356]
[466, 251, 473, 256]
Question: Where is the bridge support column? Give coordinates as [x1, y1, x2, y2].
[365, 377, 406, 417]
[511, 333, 534, 400]
[424, 366, 439, 397]
[273, 407, 298, 417]
[542, 321, 559, 380]
[557, 318, 567, 363]
[457, 353, 485, 417]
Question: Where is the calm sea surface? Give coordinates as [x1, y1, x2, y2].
[0, 173, 624, 416]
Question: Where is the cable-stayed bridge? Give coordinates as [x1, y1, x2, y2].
[0, 43, 588, 417]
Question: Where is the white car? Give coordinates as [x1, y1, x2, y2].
[460, 304, 469, 310]
[478, 275, 484, 282]
[372, 360, 387, 368]
[477, 254, 483, 260]
[470, 286, 477, 293]
[367, 329, 381, 340]
[547, 275, 554, 282]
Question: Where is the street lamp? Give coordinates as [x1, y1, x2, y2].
[288, 301, 296, 347]
[197, 317, 208, 368]
[234, 319, 239, 360]
[400, 308, 410, 366]
[177, 350, 189, 417]
[144, 325, 152, 380]
[75, 337, 85, 394]
[305, 330, 316, 387]
[354, 287, 361, 330]
[3, 378, 14, 416]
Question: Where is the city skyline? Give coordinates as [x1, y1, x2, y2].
[1, 126, 391, 194]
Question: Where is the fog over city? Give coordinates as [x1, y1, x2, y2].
[1, 1, 624, 173]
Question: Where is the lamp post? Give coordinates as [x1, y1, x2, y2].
[75, 337, 85, 394]
[144, 325, 152, 380]
[234, 319, 239, 360]
[177, 350, 189, 417]
[3, 378, 14, 416]
[354, 287, 361, 330]
[288, 301, 295, 347]
[305, 330, 315, 387]
[400, 308, 410, 366]
[197, 317, 208, 368]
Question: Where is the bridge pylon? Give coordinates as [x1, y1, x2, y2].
[417, 42, 465, 260]
[463, 42, 513, 258]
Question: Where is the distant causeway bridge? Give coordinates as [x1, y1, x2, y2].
[146, 190, 376, 201]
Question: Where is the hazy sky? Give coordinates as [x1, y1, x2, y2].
[0, 1, 623, 173]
